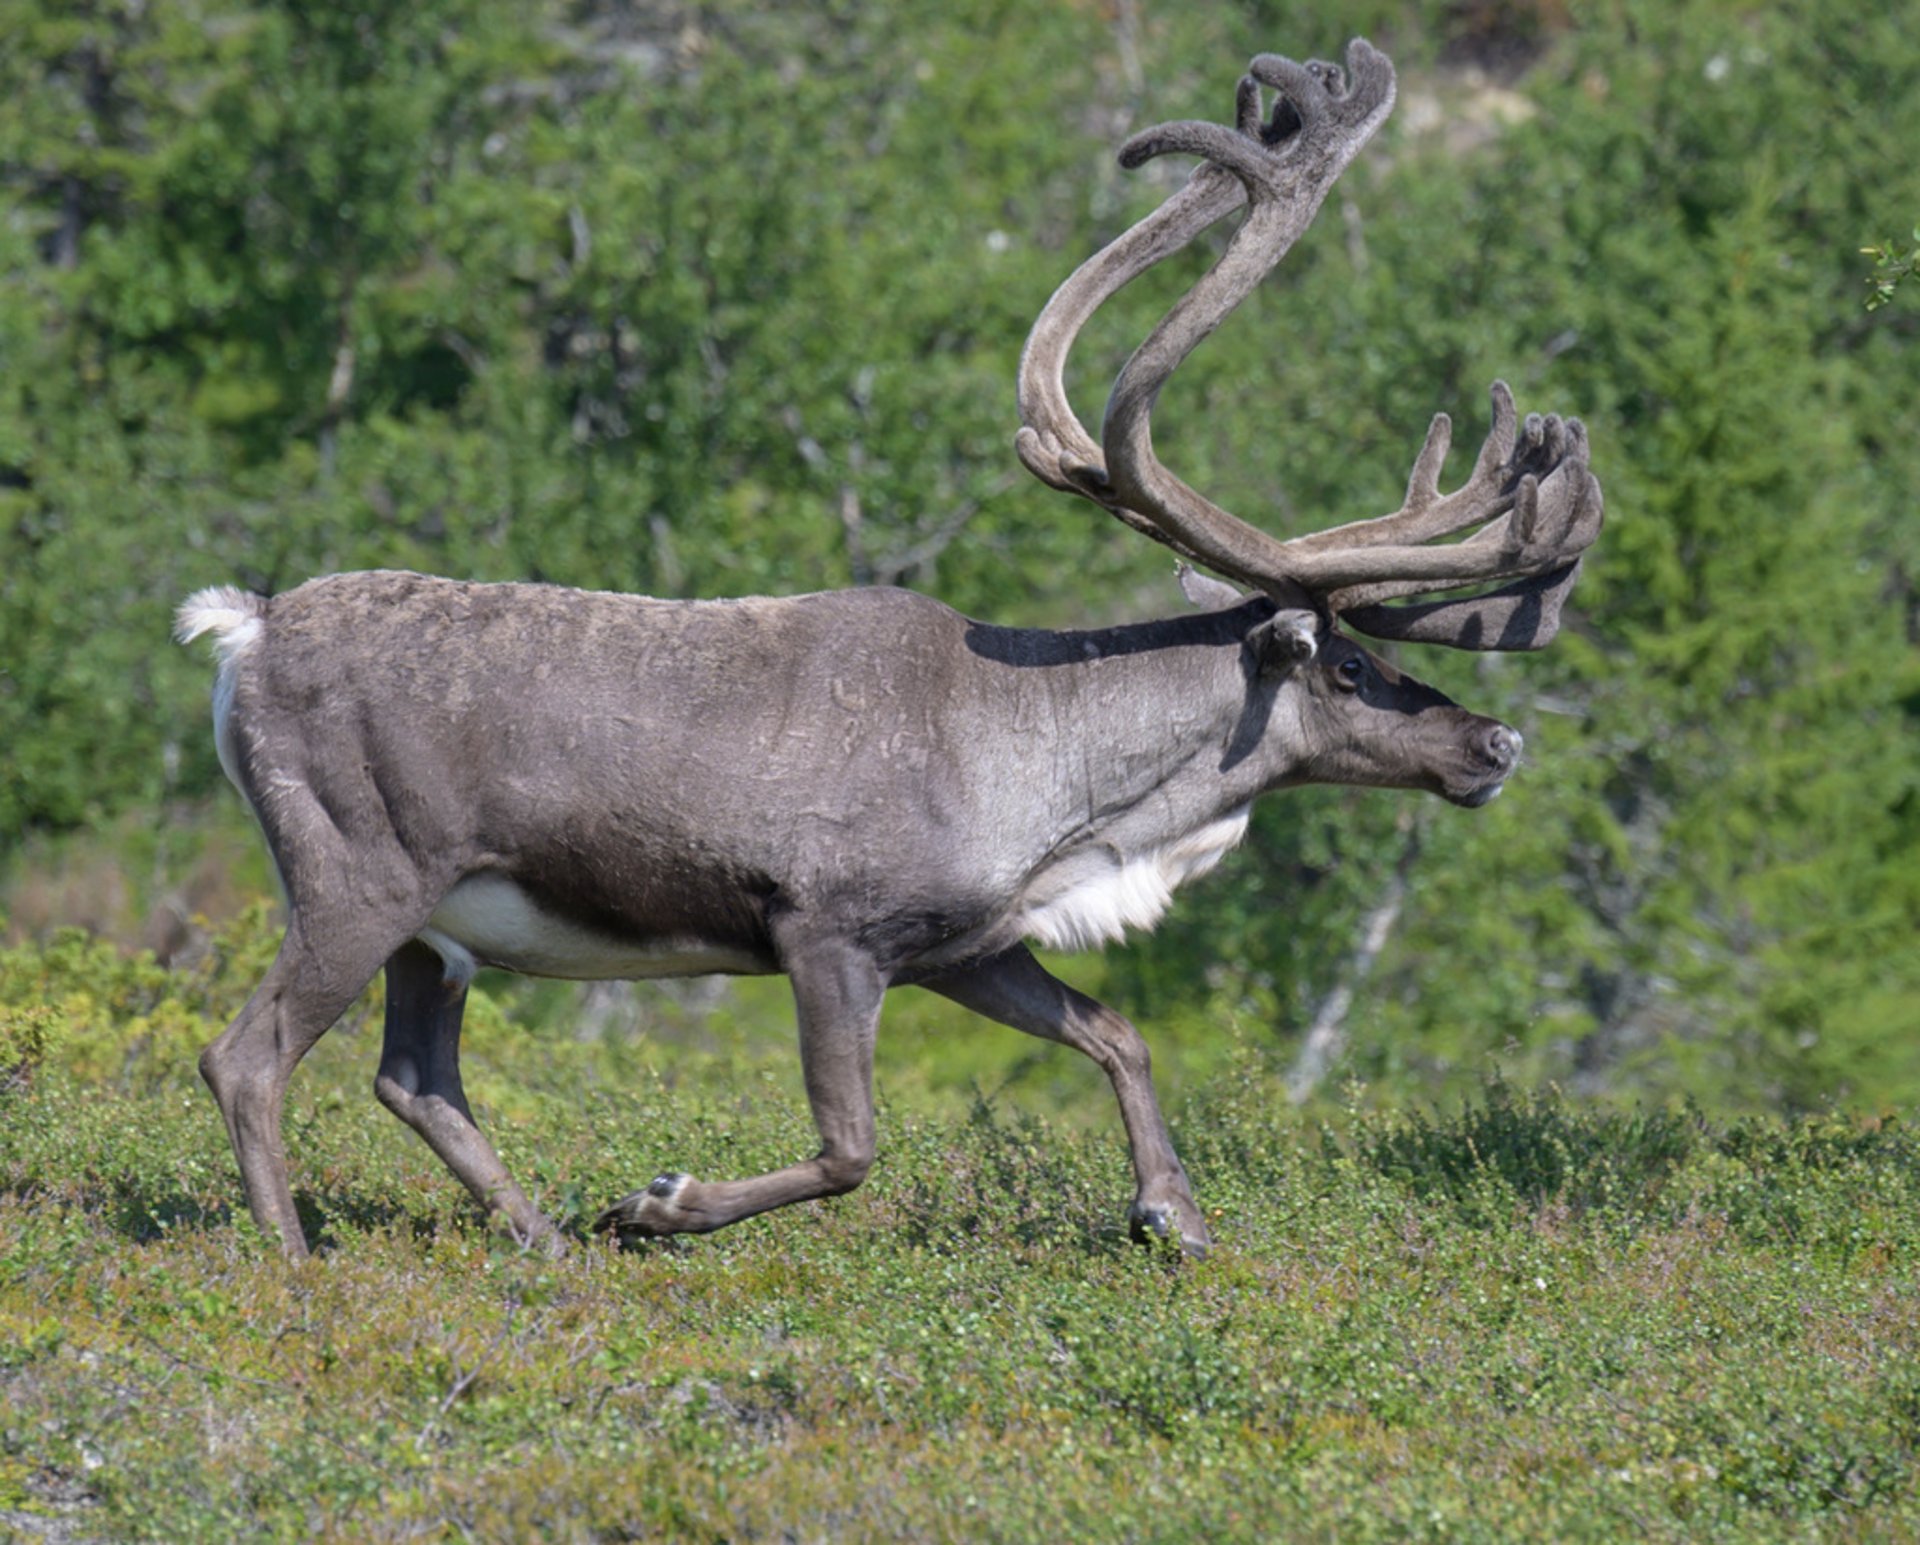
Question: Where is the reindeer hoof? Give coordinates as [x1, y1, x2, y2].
[594, 1172, 691, 1239]
[1128, 1201, 1211, 1260]
[497, 1214, 569, 1257]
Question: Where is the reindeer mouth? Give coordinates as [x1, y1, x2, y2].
[1452, 777, 1508, 809]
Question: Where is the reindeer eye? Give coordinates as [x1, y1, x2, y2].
[1335, 656, 1367, 690]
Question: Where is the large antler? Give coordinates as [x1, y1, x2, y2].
[1015, 40, 1602, 651]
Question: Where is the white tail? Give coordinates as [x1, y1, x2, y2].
[174, 586, 266, 662]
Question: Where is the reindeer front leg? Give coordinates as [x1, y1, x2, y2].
[596, 924, 883, 1240]
[923, 945, 1211, 1258]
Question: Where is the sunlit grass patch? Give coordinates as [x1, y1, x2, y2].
[5, 916, 1920, 1539]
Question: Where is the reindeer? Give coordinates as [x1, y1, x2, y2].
[176, 40, 1600, 1260]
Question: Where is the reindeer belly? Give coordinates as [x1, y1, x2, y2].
[418, 874, 775, 985]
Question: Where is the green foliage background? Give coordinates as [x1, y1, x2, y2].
[3, 5, 1920, 1535]
[2, 0, 1917, 1109]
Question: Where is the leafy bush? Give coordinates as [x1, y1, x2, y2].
[1347, 1073, 1701, 1220]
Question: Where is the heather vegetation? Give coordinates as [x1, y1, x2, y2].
[6, 921, 1920, 1539]
[3, 0, 1919, 1536]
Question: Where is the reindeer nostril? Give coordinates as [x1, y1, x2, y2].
[1479, 724, 1522, 769]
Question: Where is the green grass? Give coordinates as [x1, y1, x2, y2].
[4, 916, 1920, 1540]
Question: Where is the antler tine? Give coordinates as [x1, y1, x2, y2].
[1291, 410, 1604, 600]
[1099, 41, 1398, 596]
[1334, 459, 1605, 650]
[1275, 383, 1518, 560]
[1014, 164, 1245, 562]
[1343, 559, 1586, 651]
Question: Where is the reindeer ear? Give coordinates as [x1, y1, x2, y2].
[1177, 563, 1244, 612]
[1252, 608, 1319, 674]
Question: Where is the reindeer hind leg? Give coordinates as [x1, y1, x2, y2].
[199, 771, 434, 1257]
[374, 940, 563, 1253]
[200, 898, 416, 1257]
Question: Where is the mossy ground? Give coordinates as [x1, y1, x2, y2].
[4, 915, 1918, 1541]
